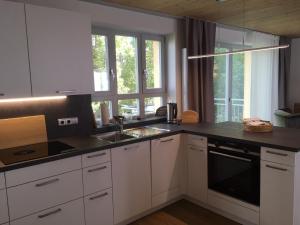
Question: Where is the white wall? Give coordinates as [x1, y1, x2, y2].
[288, 38, 300, 110]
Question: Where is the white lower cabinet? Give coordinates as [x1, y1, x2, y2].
[10, 198, 85, 225]
[0, 189, 9, 225]
[187, 144, 207, 203]
[260, 160, 294, 225]
[151, 135, 181, 207]
[84, 189, 113, 225]
[112, 141, 152, 224]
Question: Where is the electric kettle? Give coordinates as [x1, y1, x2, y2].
[167, 103, 178, 124]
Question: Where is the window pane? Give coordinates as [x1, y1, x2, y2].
[92, 100, 112, 126]
[115, 35, 139, 94]
[231, 53, 245, 122]
[144, 97, 163, 115]
[145, 40, 162, 89]
[118, 99, 139, 118]
[213, 48, 228, 123]
[92, 35, 110, 92]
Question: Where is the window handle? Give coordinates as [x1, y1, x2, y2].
[143, 69, 148, 79]
[110, 69, 116, 80]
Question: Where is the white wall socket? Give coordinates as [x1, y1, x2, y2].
[58, 117, 78, 126]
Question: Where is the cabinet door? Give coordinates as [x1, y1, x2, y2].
[11, 198, 85, 225]
[0, 0, 31, 98]
[111, 141, 151, 224]
[26, 4, 94, 96]
[260, 161, 294, 225]
[151, 135, 181, 197]
[84, 189, 113, 225]
[0, 189, 9, 225]
[187, 145, 207, 203]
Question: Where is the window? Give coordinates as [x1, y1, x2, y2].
[213, 45, 245, 123]
[92, 29, 165, 123]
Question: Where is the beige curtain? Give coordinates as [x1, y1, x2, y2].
[185, 18, 216, 122]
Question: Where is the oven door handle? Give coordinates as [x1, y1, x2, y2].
[208, 143, 245, 153]
[209, 150, 252, 162]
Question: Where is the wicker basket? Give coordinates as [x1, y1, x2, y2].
[243, 118, 273, 133]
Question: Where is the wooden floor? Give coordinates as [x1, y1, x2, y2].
[130, 200, 240, 225]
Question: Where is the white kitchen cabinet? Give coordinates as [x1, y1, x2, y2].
[0, 173, 5, 190]
[82, 149, 111, 168]
[187, 144, 207, 203]
[151, 135, 181, 207]
[0, 0, 31, 99]
[25, 4, 94, 96]
[84, 189, 113, 225]
[111, 141, 151, 224]
[260, 160, 295, 225]
[10, 198, 85, 225]
[7, 169, 83, 220]
[0, 189, 9, 225]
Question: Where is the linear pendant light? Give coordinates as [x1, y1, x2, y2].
[188, 44, 290, 60]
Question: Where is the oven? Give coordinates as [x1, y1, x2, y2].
[208, 138, 260, 206]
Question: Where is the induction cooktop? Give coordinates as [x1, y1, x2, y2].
[0, 141, 75, 165]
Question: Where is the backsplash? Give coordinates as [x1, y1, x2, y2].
[0, 95, 94, 139]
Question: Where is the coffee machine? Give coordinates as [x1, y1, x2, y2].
[167, 103, 178, 124]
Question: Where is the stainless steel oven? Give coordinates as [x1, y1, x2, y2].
[208, 138, 260, 206]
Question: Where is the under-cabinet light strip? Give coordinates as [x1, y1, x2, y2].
[0, 96, 67, 103]
[188, 44, 290, 60]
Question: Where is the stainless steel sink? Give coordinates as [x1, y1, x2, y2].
[95, 132, 135, 143]
[124, 126, 170, 138]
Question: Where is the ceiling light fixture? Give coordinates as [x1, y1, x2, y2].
[188, 44, 290, 60]
[0, 96, 67, 103]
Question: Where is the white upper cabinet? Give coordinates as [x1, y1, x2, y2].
[0, 0, 31, 99]
[25, 4, 94, 96]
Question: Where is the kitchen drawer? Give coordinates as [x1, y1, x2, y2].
[186, 134, 207, 149]
[7, 169, 83, 220]
[82, 149, 110, 168]
[0, 189, 9, 225]
[83, 162, 112, 196]
[84, 189, 113, 225]
[10, 198, 85, 225]
[0, 173, 5, 190]
[6, 156, 81, 187]
[261, 147, 295, 166]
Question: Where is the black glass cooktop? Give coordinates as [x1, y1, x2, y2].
[0, 141, 75, 165]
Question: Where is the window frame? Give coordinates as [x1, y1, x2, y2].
[91, 27, 166, 120]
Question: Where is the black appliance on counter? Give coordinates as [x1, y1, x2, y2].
[0, 141, 74, 166]
[208, 138, 260, 206]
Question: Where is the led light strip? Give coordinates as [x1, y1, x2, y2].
[188, 44, 290, 60]
[0, 96, 67, 103]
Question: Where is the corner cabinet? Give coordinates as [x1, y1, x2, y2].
[151, 135, 182, 207]
[0, 0, 31, 99]
[111, 141, 152, 224]
[25, 4, 94, 96]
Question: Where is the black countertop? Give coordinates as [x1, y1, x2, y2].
[1, 122, 300, 172]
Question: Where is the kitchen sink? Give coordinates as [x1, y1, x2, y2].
[96, 132, 135, 143]
[124, 126, 170, 138]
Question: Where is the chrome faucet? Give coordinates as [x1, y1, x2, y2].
[113, 116, 125, 134]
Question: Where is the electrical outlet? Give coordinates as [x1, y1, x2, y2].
[58, 117, 78, 126]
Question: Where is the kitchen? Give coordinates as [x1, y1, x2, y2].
[1, 0, 300, 225]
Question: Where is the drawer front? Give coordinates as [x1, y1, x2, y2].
[8, 169, 83, 220]
[0, 189, 9, 225]
[0, 173, 5, 190]
[84, 189, 113, 225]
[82, 149, 110, 168]
[261, 147, 295, 166]
[186, 134, 207, 148]
[6, 156, 81, 187]
[10, 198, 85, 225]
[83, 162, 112, 196]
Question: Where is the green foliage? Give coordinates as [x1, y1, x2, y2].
[92, 35, 106, 71]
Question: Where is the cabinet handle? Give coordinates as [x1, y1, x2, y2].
[189, 146, 204, 152]
[88, 166, 107, 173]
[38, 208, 62, 218]
[124, 145, 139, 151]
[266, 164, 288, 172]
[160, 138, 174, 143]
[0, 93, 4, 96]
[56, 90, 76, 94]
[87, 152, 106, 159]
[89, 192, 108, 200]
[35, 178, 59, 187]
[266, 150, 288, 157]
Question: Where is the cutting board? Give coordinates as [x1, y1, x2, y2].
[0, 115, 47, 149]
